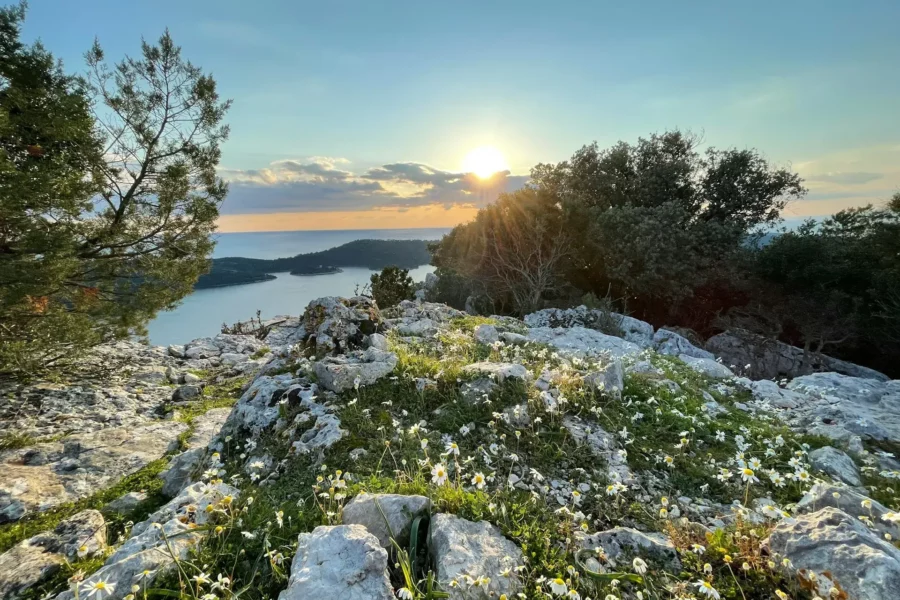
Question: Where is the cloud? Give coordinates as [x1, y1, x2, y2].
[806, 171, 883, 185]
[218, 158, 529, 215]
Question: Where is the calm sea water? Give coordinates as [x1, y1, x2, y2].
[146, 228, 448, 346]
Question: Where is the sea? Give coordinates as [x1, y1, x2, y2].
[146, 228, 449, 346]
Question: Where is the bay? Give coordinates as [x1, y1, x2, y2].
[146, 228, 448, 346]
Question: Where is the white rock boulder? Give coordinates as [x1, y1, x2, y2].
[278, 525, 393, 600]
[429, 513, 523, 600]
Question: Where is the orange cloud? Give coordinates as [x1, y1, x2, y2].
[217, 203, 480, 233]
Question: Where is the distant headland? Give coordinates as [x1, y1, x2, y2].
[195, 239, 432, 289]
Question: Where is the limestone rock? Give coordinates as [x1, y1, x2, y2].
[576, 527, 680, 572]
[159, 448, 205, 498]
[786, 373, 900, 441]
[304, 296, 383, 353]
[424, 272, 439, 290]
[473, 324, 499, 345]
[706, 329, 889, 382]
[653, 328, 714, 360]
[679, 355, 734, 379]
[0, 510, 106, 599]
[171, 384, 202, 403]
[223, 373, 302, 433]
[314, 348, 398, 392]
[0, 421, 187, 522]
[367, 332, 389, 350]
[795, 483, 900, 540]
[429, 513, 523, 600]
[104, 491, 147, 514]
[342, 493, 431, 548]
[613, 313, 655, 347]
[58, 483, 238, 600]
[499, 331, 528, 345]
[183, 407, 231, 450]
[766, 507, 900, 600]
[527, 326, 643, 359]
[462, 362, 530, 382]
[808, 446, 862, 487]
[395, 318, 437, 337]
[583, 360, 624, 398]
[278, 525, 393, 600]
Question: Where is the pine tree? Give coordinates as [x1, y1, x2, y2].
[0, 4, 231, 378]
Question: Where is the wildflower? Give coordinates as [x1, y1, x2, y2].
[703, 563, 713, 574]
[632, 557, 648, 575]
[431, 463, 448, 485]
[862, 499, 873, 509]
[663, 455, 674, 467]
[472, 472, 486, 489]
[775, 591, 790, 600]
[691, 543, 706, 555]
[781, 558, 792, 569]
[249, 460, 265, 470]
[715, 430, 726, 442]
[193, 573, 211, 586]
[241, 531, 256, 539]
[659, 507, 668, 518]
[84, 581, 115, 599]
[549, 577, 568, 595]
[276, 510, 284, 528]
[445, 441, 460, 456]
[694, 580, 721, 599]
[740, 467, 759, 484]
[397, 588, 414, 599]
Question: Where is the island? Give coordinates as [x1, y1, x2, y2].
[195, 239, 432, 289]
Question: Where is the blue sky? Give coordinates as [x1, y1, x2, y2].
[21, 0, 900, 231]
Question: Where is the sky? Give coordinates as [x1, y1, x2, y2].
[20, 0, 900, 232]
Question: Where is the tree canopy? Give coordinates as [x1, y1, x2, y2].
[431, 130, 899, 376]
[0, 4, 230, 377]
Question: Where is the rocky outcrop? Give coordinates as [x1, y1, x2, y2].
[808, 446, 862, 487]
[706, 329, 889, 381]
[794, 483, 900, 540]
[653, 328, 715, 360]
[0, 510, 106, 599]
[342, 493, 431, 549]
[302, 296, 383, 354]
[582, 360, 625, 398]
[766, 507, 900, 600]
[784, 372, 900, 441]
[473, 323, 499, 345]
[278, 525, 393, 600]
[429, 513, 523, 600]
[678, 355, 735, 379]
[0, 421, 187, 522]
[314, 348, 398, 392]
[58, 483, 239, 600]
[527, 326, 643, 359]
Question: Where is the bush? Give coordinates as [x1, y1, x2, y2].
[370, 266, 416, 308]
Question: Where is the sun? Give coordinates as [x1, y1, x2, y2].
[462, 146, 509, 179]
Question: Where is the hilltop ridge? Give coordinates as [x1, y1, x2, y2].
[1, 290, 898, 600]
